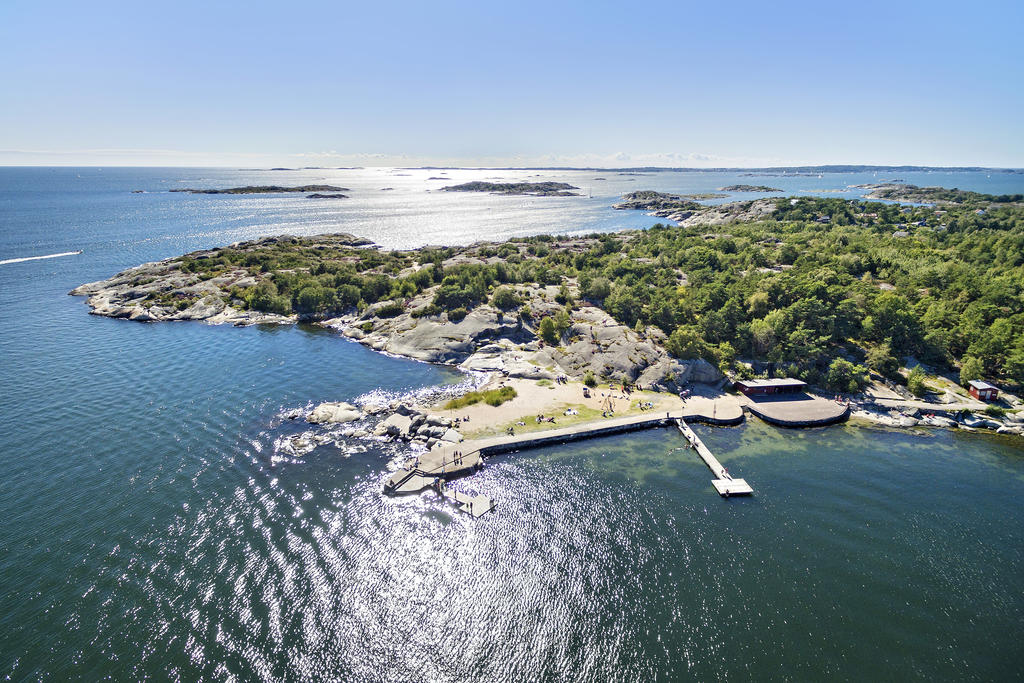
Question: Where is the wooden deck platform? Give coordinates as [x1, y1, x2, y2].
[712, 478, 754, 496]
[440, 487, 495, 518]
[402, 449, 483, 478]
[383, 470, 438, 494]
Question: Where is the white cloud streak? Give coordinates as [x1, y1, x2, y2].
[0, 147, 818, 168]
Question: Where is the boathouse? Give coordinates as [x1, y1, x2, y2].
[734, 378, 807, 396]
[968, 380, 999, 402]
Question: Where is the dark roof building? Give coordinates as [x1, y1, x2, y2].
[734, 378, 807, 396]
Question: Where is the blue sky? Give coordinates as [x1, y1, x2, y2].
[1, 0, 1021, 167]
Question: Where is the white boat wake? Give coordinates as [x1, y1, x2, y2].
[0, 250, 82, 265]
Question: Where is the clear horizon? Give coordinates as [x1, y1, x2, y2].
[2, 0, 1021, 168]
[2, 162, 1023, 170]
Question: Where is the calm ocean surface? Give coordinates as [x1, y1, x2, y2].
[1, 167, 1022, 680]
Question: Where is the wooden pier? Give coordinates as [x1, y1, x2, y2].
[676, 420, 753, 496]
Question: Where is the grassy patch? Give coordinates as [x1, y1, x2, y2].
[472, 403, 605, 438]
[444, 386, 517, 410]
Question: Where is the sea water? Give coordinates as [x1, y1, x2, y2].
[0, 167, 1022, 680]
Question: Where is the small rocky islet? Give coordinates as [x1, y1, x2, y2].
[168, 185, 350, 195]
[439, 181, 581, 196]
[718, 184, 783, 192]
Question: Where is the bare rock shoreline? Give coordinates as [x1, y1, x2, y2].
[613, 191, 779, 226]
[69, 233, 720, 393]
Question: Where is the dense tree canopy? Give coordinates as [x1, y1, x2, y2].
[178, 195, 1024, 387]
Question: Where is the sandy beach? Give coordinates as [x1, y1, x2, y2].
[427, 375, 686, 439]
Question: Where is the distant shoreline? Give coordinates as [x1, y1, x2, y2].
[2, 164, 1022, 172]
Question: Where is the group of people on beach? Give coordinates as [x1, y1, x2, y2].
[600, 389, 633, 402]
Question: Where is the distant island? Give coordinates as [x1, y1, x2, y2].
[719, 184, 782, 192]
[169, 185, 349, 195]
[399, 164, 1023, 174]
[853, 183, 1024, 205]
[613, 191, 703, 213]
[440, 181, 580, 196]
[612, 191, 738, 222]
[305, 193, 348, 199]
[670, 192, 728, 200]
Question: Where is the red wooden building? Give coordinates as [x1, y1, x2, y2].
[968, 380, 999, 402]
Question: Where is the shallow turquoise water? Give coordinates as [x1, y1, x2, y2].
[1, 168, 1022, 680]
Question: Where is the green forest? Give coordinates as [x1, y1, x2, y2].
[175, 195, 1024, 390]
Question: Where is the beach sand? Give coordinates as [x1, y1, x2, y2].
[427, 375, 685, 439]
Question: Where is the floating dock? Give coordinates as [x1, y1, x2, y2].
[439, 485, 495, 518]
[676, 420, 753, 496]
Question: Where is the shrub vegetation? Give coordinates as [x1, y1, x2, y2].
[444, 386, 518, 410]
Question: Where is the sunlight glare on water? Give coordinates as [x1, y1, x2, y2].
[0, 168, 1022, 680]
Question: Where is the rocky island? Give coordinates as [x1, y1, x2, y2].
[169, 185, 349, 195]
[854, 183, 1024, 205]
[680, 192, 729, 200]
[70, 232, 718, 393]
[719, 184, 783, 192]
[71, 193, 1024, 441]
[614, 190, 778, 225]
[612, 191, 704, 221]
[439, 181, 580, 196]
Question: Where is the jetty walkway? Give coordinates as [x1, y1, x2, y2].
[676, 420, 753, 496]
[383, 395, 748, 509]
